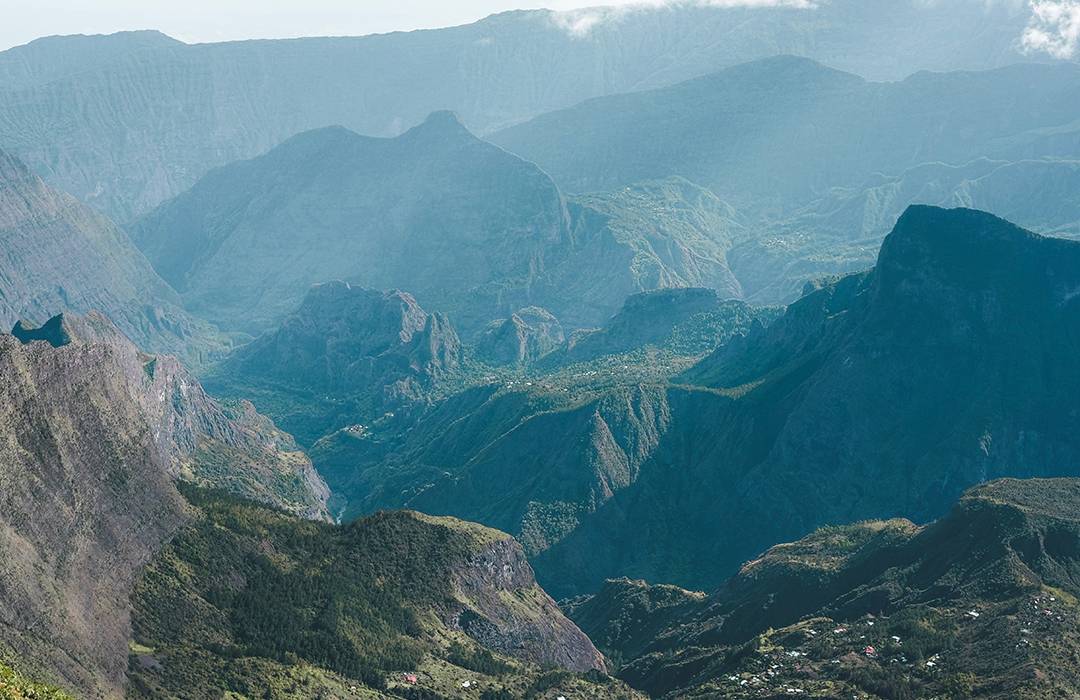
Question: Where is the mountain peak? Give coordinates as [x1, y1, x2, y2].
[404, 110, 475, 141]
[874, 205, 1079, 301]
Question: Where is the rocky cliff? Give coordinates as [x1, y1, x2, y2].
[11, 312, 330, 520]
[0, 330, 189, 698]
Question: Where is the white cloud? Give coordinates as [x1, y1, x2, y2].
[548, 0, 817, 38]
[1021, 0, 1080, 58]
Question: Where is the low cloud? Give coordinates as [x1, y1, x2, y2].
[549, 0, 817, 38]
[1021, 1, 1080, 57]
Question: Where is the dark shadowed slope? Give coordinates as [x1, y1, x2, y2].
[530, 206, 1080, 596]
[0, 1, 1041, 220]
[0, 149, 225, 366]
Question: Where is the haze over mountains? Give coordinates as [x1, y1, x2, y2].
[129, 116, 743, 337]
[5, 1, 1080, 698]
[0, 149, 225, 364]
[0, 0, 1046, 222]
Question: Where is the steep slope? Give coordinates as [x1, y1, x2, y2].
[207, 282, 463, 444]
[525, 206, 1080, 597]
[0, 149, 224, 365]
[0, 329, 190, 698]
[584, 479, 1080, 699]
[127, 490, 632, 699]
[492, 59, 1080, 209]
[129, 121, 741, 337]
[10, 312, 330, 520]
[0, 1, 1040, 220]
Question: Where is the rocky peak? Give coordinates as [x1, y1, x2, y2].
[477, 306, 564, 366]
[225, 284, 462, 428]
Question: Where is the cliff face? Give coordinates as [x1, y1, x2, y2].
[447, 525, 607, 673]
[11, 312, 330, 520]
[0, 333, 189, 698]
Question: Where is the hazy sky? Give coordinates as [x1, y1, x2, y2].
[0, 0, 679, 51]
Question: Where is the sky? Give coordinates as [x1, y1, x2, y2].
[0, 0, 675, 51]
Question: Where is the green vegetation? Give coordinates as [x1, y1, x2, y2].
[130, 487, 476, 695]
[128, 487, 636, 699]
[0, 662, 73, 700]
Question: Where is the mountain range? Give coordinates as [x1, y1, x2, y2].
[6, 4, 1080, 697]
[0, 0, 1045, 221]
[128, 116, 745, 338]
[308, 206, 1080, 599]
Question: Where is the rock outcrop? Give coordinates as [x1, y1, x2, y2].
[476, 307, 564, 366]
[11, 312, 330, 520]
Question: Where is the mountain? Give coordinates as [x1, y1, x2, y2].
[9, 311, 330, 519]
[477, 306, 565, 367]
[572, 478, 1080, 699]
[0, 1, 1042, 221]
[127, 490, 630, 699]
[309, 293, 773, 544]
[0, 324, 190, 697]
[560, 288, 769, 365]
[207, 282, 463, 444]
[731, 158, 1080, 302]
[492, 59, 1080, 208]
[0, 313, 636, 699]
[525, 205, 1080, 597]
[129, 121, 742, 338]
[0, 149, 225, 365]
